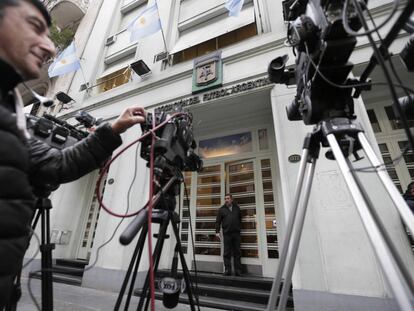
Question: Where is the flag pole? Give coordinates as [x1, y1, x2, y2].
[79, 61, 90, 91]
[72, 40, 89, 91]
[154, 0, 168, 52]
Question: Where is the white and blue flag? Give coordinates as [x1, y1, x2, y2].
[128, 3, 162, 42]
[225, 0, 245, 17]
[48, 41, 81, 78]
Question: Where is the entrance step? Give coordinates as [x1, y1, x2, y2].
[31, 259, 89, 287]
[134, 270, 294, 311]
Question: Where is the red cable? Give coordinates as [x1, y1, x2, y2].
[148, 112, 156, 311]
[94, 111, 188, 311]
[95, 112, 186, 218]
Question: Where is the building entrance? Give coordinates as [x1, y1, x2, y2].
[180, 149, 279, 275]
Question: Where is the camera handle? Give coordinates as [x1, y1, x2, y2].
[266, 118, 414, 311]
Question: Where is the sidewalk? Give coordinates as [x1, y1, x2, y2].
[19, 278, 226, 311]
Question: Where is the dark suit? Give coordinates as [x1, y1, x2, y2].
[215, 203, 242, 274]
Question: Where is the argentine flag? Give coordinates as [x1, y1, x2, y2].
[225, 0, 245, 17]
[128, 3, 161, 42]
[48, 41, 81, 78]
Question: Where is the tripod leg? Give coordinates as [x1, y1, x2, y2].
[41, 208, 53, 311]
[124, 225, 149, 311]
[347, 153, 414, 294]
[267, 145, 312, 311]
[358, 132, 414, 235]
[114, 224, 147, 311]
[137, 217, 169, 311]
[31, 210, 41, 232]
[326, 133, 414, 311]
[170, 218, 196, 311]
[276, 158, 317, 311]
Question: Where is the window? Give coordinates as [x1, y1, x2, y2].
[258, 129, 269, 150]
[171, 0, 257, 64]
[173, 23, 257, 65]
[198, 132, 253, 159]
[97, 67, 132, 93]
[367, 109, 381, 133]
[96, 1, 145, 93]
[399, 141, 414, 181]
[378, 143, 402, 193]
[261, 159, 278, 258]
[384, 105, 414, 130]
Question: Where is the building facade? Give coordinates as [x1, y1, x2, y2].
[25, 0, 414, 310]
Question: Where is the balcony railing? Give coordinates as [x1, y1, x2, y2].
[44, 0, 90, 29]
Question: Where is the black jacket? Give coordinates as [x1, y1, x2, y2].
[0, 59, 122, 306]
[215, 203, 241, 235]
[403, 194, 414, 213]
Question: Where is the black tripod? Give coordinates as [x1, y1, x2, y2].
[114, 176, 196, 311]
[266, 117, 414, 311]
[31, 196, 55, 311]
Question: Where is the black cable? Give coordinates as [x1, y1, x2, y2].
[85, 142, 143, 272]
[304, 45, 414, 94]
[352, 145, 408, 172]
[351, 0, 414, 152]
[366, 6, 412, 100]
[183, 179, 201, 311]
[22, 228, 41, 270]
[26, 142, 143, 309]
[342, 0, 400, 37]
[304, 49, 413, 173]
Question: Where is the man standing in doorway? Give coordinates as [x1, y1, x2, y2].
[215, 194, 242, 276]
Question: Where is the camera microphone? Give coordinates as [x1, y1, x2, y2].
[119, 209, 148, 245]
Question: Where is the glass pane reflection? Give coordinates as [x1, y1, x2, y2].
[195, 164, 222, 256]
[261, 159, 278, 258]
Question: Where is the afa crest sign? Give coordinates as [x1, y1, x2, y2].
[192, 50, 223, 94]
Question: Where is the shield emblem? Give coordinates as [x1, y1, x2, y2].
[196, 61, 218, 86]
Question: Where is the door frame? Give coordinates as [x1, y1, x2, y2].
[180, 124, 280, 275]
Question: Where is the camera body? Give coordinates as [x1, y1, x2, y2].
[269, 0, 367, 124]
[26, 114, 88, 149]
[140, 108, 203, 177]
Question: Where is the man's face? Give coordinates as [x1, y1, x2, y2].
[0, 1, 55, 80]
[225, 195, 233, 206]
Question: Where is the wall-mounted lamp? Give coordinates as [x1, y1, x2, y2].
[79, 83, 90, 92]
[130, 59, 152, 77]
[55, 92, 75, 104]
[55, 92, 76, 112]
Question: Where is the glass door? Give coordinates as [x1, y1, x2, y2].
[77, 170, 107, 260]
[227, 160, 260, 261]
[179, 157, 279, 275]
[194, 165, 223, 256]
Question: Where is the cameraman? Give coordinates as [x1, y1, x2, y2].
[0, 0, 146, 308]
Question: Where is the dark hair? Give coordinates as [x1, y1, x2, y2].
[0, 0, 51, 26]
[225, 193, 233, 198]
[405, 182, 414, 195]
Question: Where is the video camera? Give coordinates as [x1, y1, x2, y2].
[139, 108, 203, 177]
[26, 113, 88, 149]
[268, 0, 368, 125]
